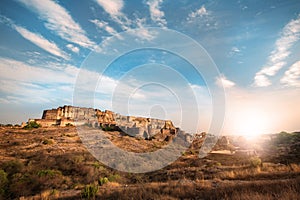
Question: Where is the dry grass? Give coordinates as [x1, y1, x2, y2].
[94, 178, 300, 200]
[0, 127, 300, 199]
[104, 130, 168, 153]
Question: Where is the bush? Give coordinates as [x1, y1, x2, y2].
[2, 160, 24, 176]
[8, 172, 40, 198]
[108, 174, 120, 182]
[250, 157, 262, 168]
[36, 169, 65, 190]
[99, 177, 109, 186]
[23, 121, 41, 129]
[37, 169, 62, 177]
[81, 183, 98, 199]
[0, 170, 8, 197]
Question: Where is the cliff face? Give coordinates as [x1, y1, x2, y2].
[34, 105, 176, 140]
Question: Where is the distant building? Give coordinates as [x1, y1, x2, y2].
[30, 105, 178, 139]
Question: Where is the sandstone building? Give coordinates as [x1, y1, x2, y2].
[30, 105, 177, 139]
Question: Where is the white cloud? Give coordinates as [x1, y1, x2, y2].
[129, 28, 157, 41]
[0, 15, 69, 60]
[0, 57, 121, 107]
[93, 1, 158, 41]
[188, 5, 208, 19]
[0, 59, 80, 106]
[228, 46, 242, 57]
[66, 44, 80, 53]
[146, 0, 167, 27]
[231, 46, 240, 53]
[18, 0, 95, 49]
[0, 79, 53, 104]
[14, 25, 69, 60]
[216, 74, 235, 88]
[94, 0, 131, 31]
[0, 97, 11, 104]
[280, 60, 300, 87]
[186, 5, 217, 30]
[254, 14, 300, 87]
[254, 73, 271, 87]
[90, 19, 117, 35]
[95, 0, 124, 16]
[128, 18, 158, 41]
[0, 58, 76, 84]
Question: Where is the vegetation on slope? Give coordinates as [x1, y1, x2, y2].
[0, 127, 299, 199]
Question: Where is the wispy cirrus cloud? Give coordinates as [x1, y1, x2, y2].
[14, 25, 70, 60]
[93, 1, 159, 41]
[90, 19, 118, 35]
[254, 14, 300, 87]
[17, 0, 96, 49]
[0, 57, 78, 105]
[0, 57, 119, 105]
[0, 57, 76, 84]
[0, 15, 69, 60]
[94, 0, 131, 31]
[280, 60, 300, 87]
[215, 74, 235, 88]
[146, 0, 167, 27]
[127, 18, 158, 41]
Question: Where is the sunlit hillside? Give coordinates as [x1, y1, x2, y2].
[0, 125, 299, 199]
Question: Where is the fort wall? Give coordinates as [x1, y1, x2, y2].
[33, 105, 177, 139]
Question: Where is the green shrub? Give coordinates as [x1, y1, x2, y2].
[108, 174, 120, 182]
[98, 177, 109, 186]
[2, 160, 24, 176]
[81, 183, 98, 199]
[23, 121, 41, 129]
[92, 162, 101, 169]
[37, 169, 62, 177]
[249, 157, 262, 167]
[0, 170, 8, 197]
[73, 155, 85, 163]
[8, 172, 38, 198]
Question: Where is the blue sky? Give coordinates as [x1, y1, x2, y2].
[0, 0, 300, 135]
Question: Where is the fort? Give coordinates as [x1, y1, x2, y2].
[29, 105, 181, 140]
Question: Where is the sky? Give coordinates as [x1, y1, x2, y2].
[0, 0, 300, 136]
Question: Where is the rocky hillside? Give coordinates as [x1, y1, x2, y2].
[0, 126, 300, 199]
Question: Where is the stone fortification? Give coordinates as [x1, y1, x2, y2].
[31, 105, 177, 140]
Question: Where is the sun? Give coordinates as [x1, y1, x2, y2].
[234, 108, 270, 139]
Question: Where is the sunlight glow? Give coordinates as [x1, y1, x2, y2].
[233, 108, 271, 139]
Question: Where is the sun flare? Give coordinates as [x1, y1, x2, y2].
[234, 109, 270, 139]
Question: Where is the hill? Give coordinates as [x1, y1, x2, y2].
[0, 126, 300, 199]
